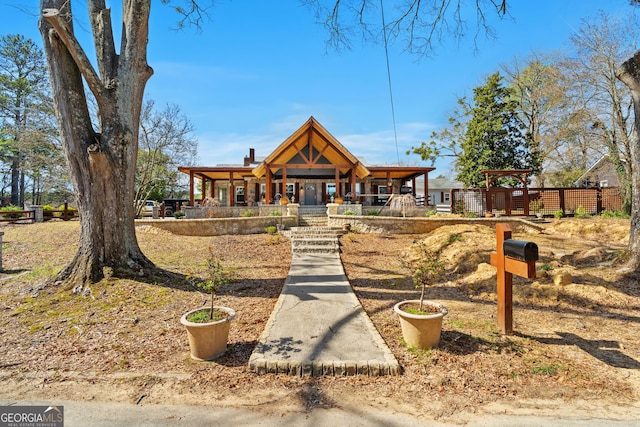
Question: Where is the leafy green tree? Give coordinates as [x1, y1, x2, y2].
[456, 72, 540, 188]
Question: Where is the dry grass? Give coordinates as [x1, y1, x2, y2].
[0, 218, 638, 420]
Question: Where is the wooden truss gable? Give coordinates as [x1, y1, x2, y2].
[252, 116, 370, 179]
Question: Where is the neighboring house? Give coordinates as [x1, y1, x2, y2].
[574, 155, 622, 188]
[413, 175, 460, 212]
[178, 117, 435, 206]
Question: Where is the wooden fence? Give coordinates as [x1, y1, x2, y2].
[0, 209, 35, 223]
[451, 187, 623, 217]
[0, 203, 78, 223]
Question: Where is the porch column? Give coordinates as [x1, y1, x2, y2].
[266, 167, 272, 204]
[335, 168, 340, 197]
[412, 176, 417, 197]
[229, 172, 235, 207]
[282, 167, 287, 199]
[209, 179, 215, 199]
[424, 172, 428, 206]
[189, 170, 195, 206]
[244, 180, 248, 205]
[350, 167, 356, 197]
[386, 171, 392, 195]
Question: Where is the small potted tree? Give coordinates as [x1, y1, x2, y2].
[181, 246, 235, 361]
[394, 235, 459, 349]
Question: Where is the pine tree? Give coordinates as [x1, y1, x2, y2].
[456, 72, 540, 188]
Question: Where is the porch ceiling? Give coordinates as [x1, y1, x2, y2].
[177, 166, 255, 181]
[367, 166, 436, 180]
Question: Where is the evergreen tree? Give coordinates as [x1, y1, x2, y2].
[0, 34, 56, 206]
[456, 72, 540, 188]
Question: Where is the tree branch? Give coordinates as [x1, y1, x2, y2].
[89, 0, 118, 84]
[42, 8, 107, 102]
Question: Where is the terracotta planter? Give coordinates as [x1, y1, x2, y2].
[335, 197, 343, 205]
[279, 198, 289, 205]
[394, 300, 447, 349]
[180, 306, 235, 361]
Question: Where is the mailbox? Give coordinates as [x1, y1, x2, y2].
[503, 239, 538, 262]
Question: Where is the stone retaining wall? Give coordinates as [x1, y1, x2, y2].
[327, 215, 544, 234]
[136, 216, 298, 236]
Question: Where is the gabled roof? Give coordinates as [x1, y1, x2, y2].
[252, 116, 371, 179]
[574, 154, 624, 185]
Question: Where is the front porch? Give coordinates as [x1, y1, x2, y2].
[178, 117, 434, 208]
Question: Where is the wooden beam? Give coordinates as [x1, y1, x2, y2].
[229, 171, 235, 207]
[268, 163, 352, 169]
[265, 168, 272, 204]
[189, 170, 195, 206]
[282, 167, 287, 199]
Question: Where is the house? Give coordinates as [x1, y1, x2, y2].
[574, 154, 622, 188]
[408, 175, 460, 211]
[178, 117, 435, 206]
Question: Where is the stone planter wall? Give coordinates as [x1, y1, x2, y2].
[327, 215, 544, 234]
[136, 215, 298, 236]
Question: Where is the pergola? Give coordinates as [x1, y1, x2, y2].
[482, 169, 533, 216]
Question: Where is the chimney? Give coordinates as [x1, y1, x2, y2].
[244, 148, 255, 166]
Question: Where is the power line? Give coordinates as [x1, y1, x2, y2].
[380, 0, 400, 165]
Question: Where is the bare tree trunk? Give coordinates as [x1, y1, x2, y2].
[39, 0, 155, 287]
[616, 51, 640, 273]
[10, 156, 19, 206]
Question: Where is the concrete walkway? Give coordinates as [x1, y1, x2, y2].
[248, 251, 400, 376]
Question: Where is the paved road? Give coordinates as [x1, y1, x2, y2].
[2, 399, 638, 426]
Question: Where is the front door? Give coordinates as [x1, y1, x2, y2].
[304, 183, 317, 205]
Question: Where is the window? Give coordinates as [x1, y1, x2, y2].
[235, 186, 244, 204]
[600, 180, 609, 187]
[444, 193, 450, 203]
[286, 183, 295, 199]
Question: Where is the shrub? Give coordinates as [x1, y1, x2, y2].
[57, 204, 76, 217]
[425, 209, 437, 217]
[365, 209, 380, 216]
[174, 211, 185, 219]
[601, 209, 630, 219]
[42, 205, 55, 217]
[241, 209, 254, 217]
[575, 205, 590, 218]
[268, 210, 281, 216]
[265, 225, 278, 234]
[0, 204, 22, 219]
[342, 209, 355, 216]
[553, 209, 563, 219]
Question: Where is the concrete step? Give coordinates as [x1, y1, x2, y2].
[291, 237, 339, 247]
[288, 225, 344, 255]
[288, 227, 345, 236]
[291, 245, 340, 254]
[299, 216, 328, 227]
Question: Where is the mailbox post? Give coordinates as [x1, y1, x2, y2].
[490, 223, 538, 335]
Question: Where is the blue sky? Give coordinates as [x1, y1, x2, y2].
[1, 1, 636, 176]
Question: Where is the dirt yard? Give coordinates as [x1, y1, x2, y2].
[0, 218, 638, 422]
